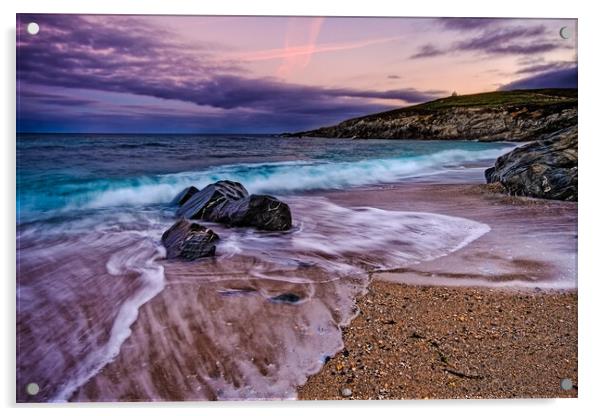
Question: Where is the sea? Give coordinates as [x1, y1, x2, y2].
[16, 133, 515, 401]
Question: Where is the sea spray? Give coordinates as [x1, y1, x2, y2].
[215, 197, 493, 275]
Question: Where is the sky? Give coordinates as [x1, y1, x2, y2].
[16, 14, 577, 133]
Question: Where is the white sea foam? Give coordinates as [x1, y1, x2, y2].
[213, 197, 492, 277]
[74, 147, 511, 211]
[51, 238, 166, 402]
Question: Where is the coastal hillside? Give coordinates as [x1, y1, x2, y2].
[289, 89, 577, 142]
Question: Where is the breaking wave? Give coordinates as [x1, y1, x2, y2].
[18, 147, 512, 220]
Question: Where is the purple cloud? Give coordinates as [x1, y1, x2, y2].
[18, 90, 98, 107]
[455, 25, 559, 55]
[410, 44, 445, 59]
[500, 66, 577, 90]
[438, 17, 499, 31]
[515, 61, 575, 74]
[17, 95, 394, 134]
[412, 23, 567, 59]
[17, 14, 445, 133]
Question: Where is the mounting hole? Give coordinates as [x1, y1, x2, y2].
[26, 382, 40, 395]
[27, 22, 40, 36]
[559, 26, 571, 40]
[560, 378, 573, 390]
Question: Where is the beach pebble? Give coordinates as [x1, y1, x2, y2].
[340, 387, 352, 397]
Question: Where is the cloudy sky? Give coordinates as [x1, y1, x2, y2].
[16, 14, 577, 133]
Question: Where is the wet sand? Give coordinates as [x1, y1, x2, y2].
[299, 182, 578, 400]
[322, 181, 576, 289]
[298, 281, 577, 400]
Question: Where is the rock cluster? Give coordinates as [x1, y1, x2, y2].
[175, 180, 292, 232]
[162, 181, 292, 260]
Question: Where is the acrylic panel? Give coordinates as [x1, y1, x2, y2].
[16, 14, 577, 402]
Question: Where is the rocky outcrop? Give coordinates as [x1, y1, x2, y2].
[161, 219, 219, 260]
[485, 126, 577, 201]
[288, 89, 577, 142]
[175, 180, 292, 231]
[171, 186, 200, 206]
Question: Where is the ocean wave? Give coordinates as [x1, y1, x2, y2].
[19, 146, 512, 217]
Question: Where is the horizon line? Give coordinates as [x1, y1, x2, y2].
[16, 131, 285, 135]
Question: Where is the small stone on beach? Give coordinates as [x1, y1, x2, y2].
[340, 387, 352, 397]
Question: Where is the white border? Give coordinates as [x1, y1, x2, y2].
[2, 1, 600, 415]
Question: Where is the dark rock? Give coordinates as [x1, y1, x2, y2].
[176, 180, 248, 218]
[171, 186, 199, 206]
[161, 219, 219, 260]
[485, 125, 577, 201]
[176, 180, 292, 231]
[217, 194, 292, 231]
[270, 293, 301, 304]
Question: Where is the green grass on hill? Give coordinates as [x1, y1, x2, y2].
[414, 89, 577, 110]
[355, 89, 577, 122]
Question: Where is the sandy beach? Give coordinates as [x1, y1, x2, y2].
[298, 281, 577, 400]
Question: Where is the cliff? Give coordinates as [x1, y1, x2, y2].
[288, 89, 577, 142]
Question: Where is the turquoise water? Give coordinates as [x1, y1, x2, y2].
[17, 134, 513, 222]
